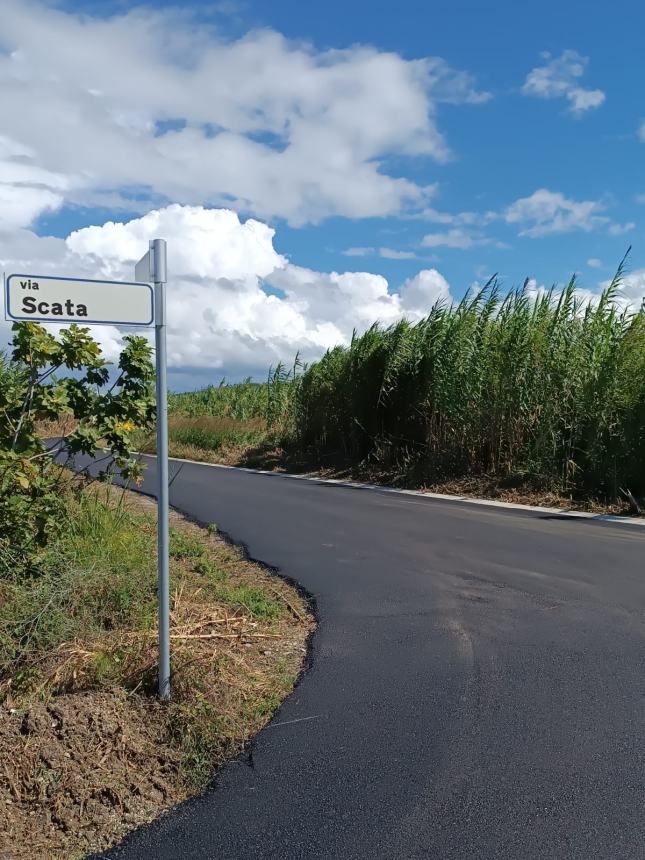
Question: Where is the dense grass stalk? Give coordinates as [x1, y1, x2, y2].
[160, 265, 644, 500]
[168, 378, 266, 419]
[287, 268, 645, 499]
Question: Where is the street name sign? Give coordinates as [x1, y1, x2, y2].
[3, 242, 170, 701]
[4, 274, 154, 326]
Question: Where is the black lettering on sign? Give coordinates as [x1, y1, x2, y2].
[20, 296, 91, 317]
[19, 279, 39, 290]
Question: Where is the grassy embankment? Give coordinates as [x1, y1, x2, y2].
[0, 481, 312, 859]
[154, 271, 645, 512]
[134, 367, 294, 465]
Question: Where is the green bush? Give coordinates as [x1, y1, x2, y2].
[0, 322, 155, 574]
[0, 493, 158, 668]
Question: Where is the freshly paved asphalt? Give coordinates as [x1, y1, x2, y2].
[90, 457, 645, 860]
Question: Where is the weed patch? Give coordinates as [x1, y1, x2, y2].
[0, 487, 313, 859]
[170, 527, 206, 559]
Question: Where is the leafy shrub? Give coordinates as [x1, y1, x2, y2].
[0, 322, 155, 574]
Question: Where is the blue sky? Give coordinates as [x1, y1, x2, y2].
[2, 0, 644, 385]
[43, 0, 645, 287]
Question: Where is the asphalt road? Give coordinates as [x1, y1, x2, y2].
[91, 458, 645, 860]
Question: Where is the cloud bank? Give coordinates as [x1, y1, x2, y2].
[1, 205, 454, 376]
[0, 0, 489, 229]
[2, 204, 641, 382]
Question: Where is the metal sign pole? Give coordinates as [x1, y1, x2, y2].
[151, 238, 170, 701]
[5, 251, 168, 698]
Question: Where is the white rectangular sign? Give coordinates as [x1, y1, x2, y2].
[4, 274, 154, 327]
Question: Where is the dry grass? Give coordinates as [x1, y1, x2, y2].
[0, 487, 314, 860]
[419, 475, 632, 514]
[134, 415, 267, 465]
[35, 417, 79, 438]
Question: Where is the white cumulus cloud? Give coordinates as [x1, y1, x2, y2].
[614, 270, 645, 309]
[0, 135, 70, 231]
[522, 50, 605, 116]
[1, 205, 455, 376]
[505, 189, 608, 236]
[418, 206, 497, 227]
[608, 222, 635, 236]
[0, 0, 490, 229]
[422, 228, 477, 249]
[378, 248, 418, 260]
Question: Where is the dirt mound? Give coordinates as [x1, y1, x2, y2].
[0, 692, 181, 859]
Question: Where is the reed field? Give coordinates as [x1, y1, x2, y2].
[168, 363, 296, 423]
[290, 269, 645, 501]
[134, 415, 267, 463]
[156, 364, 299, 461]
[168, 378, 266, 419]
[171, 264, 645, 504]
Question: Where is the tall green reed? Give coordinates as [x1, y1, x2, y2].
[288, 263, 645, 498]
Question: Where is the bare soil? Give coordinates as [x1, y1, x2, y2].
[0, 692, 179, 859]
[0, 491, 314, 860]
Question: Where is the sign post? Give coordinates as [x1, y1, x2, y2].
[136, 240, 170, 701]
[4, 243, 171, 701]
[153, 240, 170, 702]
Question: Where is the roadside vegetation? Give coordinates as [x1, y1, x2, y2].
[135, 363, 297, 464]
[159, 263, 645, 511]
[0, 324, 312, 858]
